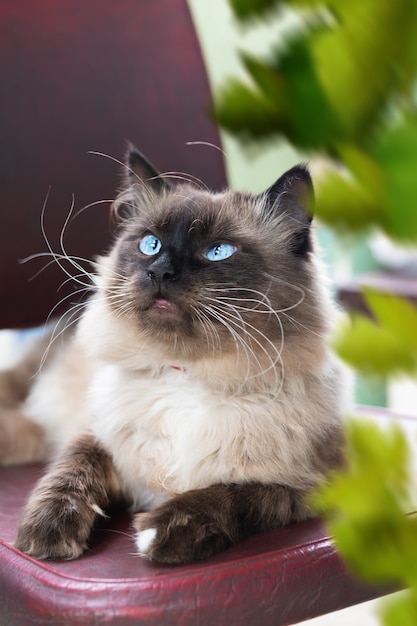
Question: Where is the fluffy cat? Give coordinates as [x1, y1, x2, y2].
[0, 147, 349, 563]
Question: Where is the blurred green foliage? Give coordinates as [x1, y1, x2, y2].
[216, 0, 417, 240]
[312, 418, 417, 623]
[312, 421, 417, 584]
[214, 1, 417, 623]
[333, 290, 417, 376]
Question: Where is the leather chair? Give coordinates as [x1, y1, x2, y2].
[0, 1, 388, 623]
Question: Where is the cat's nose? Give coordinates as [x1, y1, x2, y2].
[147, 253, 177, 286]
[147, 269, 174, 286]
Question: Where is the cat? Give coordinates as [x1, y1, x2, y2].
[0, 146, 349, 564]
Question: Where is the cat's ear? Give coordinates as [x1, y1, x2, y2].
[112, 145, 171, 222]
[126, 144, 171, 195]
[262, 164, 314, 257]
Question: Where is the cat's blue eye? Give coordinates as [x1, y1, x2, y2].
[204, 243, 237, 262]
[139, 234, 162, 256]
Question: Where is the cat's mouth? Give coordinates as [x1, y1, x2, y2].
[141, 296, 189, 335]
[143, 295, 187, 324]
[139, 293, 193, 337]
[151, 297, 180, 316]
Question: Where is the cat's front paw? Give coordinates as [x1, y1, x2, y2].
[134, 487, 236, 564]
[16, 492, 97, 560]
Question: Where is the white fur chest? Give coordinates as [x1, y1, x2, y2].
[88, 357, 342, 512]
[89, 364, 227, 510]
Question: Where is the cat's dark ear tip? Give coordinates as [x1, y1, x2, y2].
[265, 162, 314, 214]
[260, 163, 315, 247]
[283, 162, 314, 214]
[125, 140, 137, 155]
[125, 142, 145, 169]
[286, 163, 313, 188]
[123, 142, 169, 193]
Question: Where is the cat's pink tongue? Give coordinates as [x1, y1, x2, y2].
[153, 298, 178, 314]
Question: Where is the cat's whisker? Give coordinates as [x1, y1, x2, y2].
[102, 291, 128, 303]
[101, 268, 132, 284]
[55, 201, 126, 290]
[57, 274, 96, 293]
[111, 299, 135, 321]
[56, 194, 101, 288]
[263, 272, 306, 296]
[204, 298, 284, 393]
[205, 283, 305, 316]
[88, 150, 153, 193]
[206, 285, 271, 300]
[109, 290, 141, 322]
[191, 305, 222, 357]
[204, 295, 274, 315]
[59, 194, 81, 271]
[205, 286, 273, 312]
[200, 302, 245, 356]
[201, 299, 273, 388]
[185, 141, 230, 166]
[204, 288, 278, 335]
[112, 189, 154, 218]
[200, 303, 253, 392]
[38, 302, 87, 373]
[88, 150, 160, 208]
[95, 527, 136, 540]
[158, 171, 208, 191]
[20, 251, 93, 267]
[34, 193, 113, 284]
[44, 286, 92, 327]
[219, 307, 280, 377]
[282, 312, 327, 339]
[37, 192, 99, 291]
[70, 198, 114, 222]
[20, 252, 95, 287]
[210, 293, 305, 316]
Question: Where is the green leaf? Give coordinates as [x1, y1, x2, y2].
[314, 156, 386, 233]
[241, 53, 289, 104]
[214, 79, 290, 138]
[219, 1, 417, 149]
[271, 34, 341, 147]
[216, 29, 343, 149]
[331, 289, 417, 376]
[363, 289, 417, 352]
[370, 113, 417, 242]
[332, 313, 417, 376]
[228, 0, 335, 21]
[228, 0, 281, 20]
[312, 420, 417, 584]
[310, 1, 417, 142]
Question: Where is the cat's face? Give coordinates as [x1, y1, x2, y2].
[100, 148, 326, 366]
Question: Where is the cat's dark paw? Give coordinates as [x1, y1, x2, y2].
[134, 489, 235, 564]
[16, 493, 98, 560]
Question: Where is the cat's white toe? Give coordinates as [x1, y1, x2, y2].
[136, 527, 157, 556]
